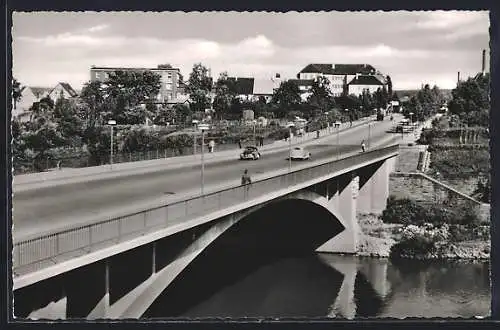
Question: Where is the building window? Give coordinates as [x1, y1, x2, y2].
[166, 83, 173, 90]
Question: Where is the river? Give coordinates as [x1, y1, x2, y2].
[175, 254, 490, 319]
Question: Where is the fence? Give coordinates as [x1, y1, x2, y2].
[13, 144, 398, 274]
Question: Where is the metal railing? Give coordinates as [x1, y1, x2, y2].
[13, 144, 399, 273]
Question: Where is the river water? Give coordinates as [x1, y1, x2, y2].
[178, 254, 490, 319]
[24, 253, 490, 319]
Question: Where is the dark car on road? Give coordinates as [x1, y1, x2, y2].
[239, 146, 261, 160]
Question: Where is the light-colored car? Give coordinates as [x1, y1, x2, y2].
[290, 146, 311, 160]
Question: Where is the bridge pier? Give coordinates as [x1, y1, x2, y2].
[317, 174, 358, 254]
[356, 160, 390, 215]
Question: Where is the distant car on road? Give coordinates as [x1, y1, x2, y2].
[290, 146, 311, 160]
[240, 146, 261, 160]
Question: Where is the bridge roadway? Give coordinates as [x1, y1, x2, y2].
[13, 116, 402, 241]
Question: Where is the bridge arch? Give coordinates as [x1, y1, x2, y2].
[106, 191, 345, 318]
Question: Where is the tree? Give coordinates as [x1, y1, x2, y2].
[212, 72, 236, 120]
[80, 81, 106, 128]
[12, 78, 22, 110]
[273, 80, 301, 106]
[373, 87, 389, 110]
[105, 70, 161, 124]
[22, 97, 65, 170]
[359, 89, 374, 115]
[307, 76, 335, 113]
[152, 105, 176, 126]
[186, 63, 213, 113]
[386, 75, 393, 98]
[53, 97, 83, 145]
[448, 73, 489, 126]
[173, 103, 192, 124]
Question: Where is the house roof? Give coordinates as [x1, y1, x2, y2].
[91, 66, 180, 72]
[348, 75, 385, 86]
[58, 82, 79, 97]
[299, 64, 335, 74]
[29, 87, 52, 98]
[299, 63, 378, 75]
[227, 77, 255, 95]
[333, 64, 376, 75]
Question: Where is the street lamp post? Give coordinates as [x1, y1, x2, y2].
[108, 120, 116, 170]
[368, 122, 372, 149]
[335, 121, 341, 159]
[192, 120, 199, 155]
[198, 123, 210, 195]
[253, 120, 257, 145]
[409, 112, 414, 138]
[287, 123, 295, 172]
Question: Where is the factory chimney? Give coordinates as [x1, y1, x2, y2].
[482, 49, 486, 74]
[457, 71, 460, 85]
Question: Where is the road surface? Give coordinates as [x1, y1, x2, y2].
[13, 117, 401, 240]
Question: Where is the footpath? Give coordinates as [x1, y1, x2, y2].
[14, 116, 376, 191]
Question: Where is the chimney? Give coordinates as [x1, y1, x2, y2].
[482, 49, 486, 74]
[457, 71, 461, 84]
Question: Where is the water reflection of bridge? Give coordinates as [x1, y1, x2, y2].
[318, 254, 392, 319]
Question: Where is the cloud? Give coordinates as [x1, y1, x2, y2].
[12, 11, 489, 91]
[86, 24, 109, 33]
[416, 11, 486, 30]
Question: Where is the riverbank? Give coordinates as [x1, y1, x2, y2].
[357, 213, 490, 260]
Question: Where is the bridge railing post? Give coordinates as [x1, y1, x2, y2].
[55, 233, 59, 256]
[118, 218, 122, 239]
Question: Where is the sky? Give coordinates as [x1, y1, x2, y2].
[12, 11, 490, 91]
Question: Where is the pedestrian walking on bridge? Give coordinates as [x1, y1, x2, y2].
[241, 169, 252, 199]
[361, 140, 366, 152]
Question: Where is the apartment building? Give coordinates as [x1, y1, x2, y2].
[90, 64, 183, 103]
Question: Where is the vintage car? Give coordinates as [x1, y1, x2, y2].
[239, 146, 261, 160]
[290, 146, 311, 160]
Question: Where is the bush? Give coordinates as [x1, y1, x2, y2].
[429, 149, 489, 179]
[389, 224, 449, 259]
[268, 128, 289, 141]
[380, 196, 426, 225]
[381, 196, 480, 227]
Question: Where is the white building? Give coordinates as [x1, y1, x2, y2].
[347, 74, 385, 96]
[14, 86, 51, 122]
[47, 82, 78, 101]
[297, 63, 385, 97]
